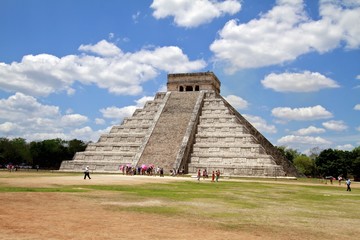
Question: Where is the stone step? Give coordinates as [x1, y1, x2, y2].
[197, 129, 247, 135]
[86, 143, 140, 152]
[192, 142, 261, 148]
[74, 151, 135, 161]
[201, 109, 230, 115]
[191, 151, 273, 160]
[199, 117, 238, 124]
[194, 133, 255, 141]
[200, 114, 235, 120]
[100, 132, 146, 138]
[192, 146, 265, 155]
[98, 135, 145, 143]
[188, 162, 280, 168]
[123, 115, 155, 120]
[122, 118, 155, 125]
[187, 163, 285, 177]
[132, 109, 158, 117]
[117, 123, 152, 128]
[109, 125, 150, 134]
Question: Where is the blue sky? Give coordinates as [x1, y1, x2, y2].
[0, 0, 359, 154]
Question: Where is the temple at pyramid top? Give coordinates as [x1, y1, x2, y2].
[60, 72, 300, 178]
[167, 72, 221, 94]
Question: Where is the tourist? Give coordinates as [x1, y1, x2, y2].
[84, 166, 91, 180]
[202, 169, 207, 179]
[211, 171, 215, 182]
[197, 169, 201, 181]
[338, 175, 342, 185]
[346, 178, 351, 191]
[215, 170, 220, 182]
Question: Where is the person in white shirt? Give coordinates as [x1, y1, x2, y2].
[84, 166, 91, 180]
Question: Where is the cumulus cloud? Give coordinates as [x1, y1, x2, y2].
[322, 120, 348, 131]
[272, 105, 333, 121]
[95, 118, 106, 125]
[0, 40, 206, 97]
[68, 126, 110, 142]
[335, 144, 354, 151]
[0, 92, 91, 141]
[243, 114, 277, 134]
[60, 114, 88, 127]
[261, 71, 340, 92]
[224, 95, 248, 109]
[293, 125, 326, 135]
[100, 106, 137, 120]
[151, 0, 241, 28]
[0, 122, 20, 133]
[100, 95, 155, 121]
[277, 135, 332, 146]
[210, 0, 360, 72]
[78, 40, 122, 57]
[354, 104, 360, 110]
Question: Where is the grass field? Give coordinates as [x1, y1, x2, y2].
[0, 171, 359, 239]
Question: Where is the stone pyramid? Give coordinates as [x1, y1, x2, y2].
[60, 72, 300, 177]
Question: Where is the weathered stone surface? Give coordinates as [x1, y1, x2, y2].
[60, 72, 300, 177]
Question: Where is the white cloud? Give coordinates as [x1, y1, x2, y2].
[277, 135, 332, 146]
[357, 126, 360, 132]
[354, 104, 360, 110]
[100, 106, 137, 120]
[135, 96, 155, 107]
[0, 93, 92, 141]
[61, 114, 88, 127]
[335, 144, 354, 151]
[243, 114, 277, 134]
[294, 126, 326, 135]
[68, 126, 110, 143]
[210, 0, 360, 72]
[100, 95, 161, 123]
[224, 95, 248, 109]
[322, 120, 348, 131]
[132, 11, 141, 23]
[0, 40, 206, 97]
[0, 122, 20, 133]
[261, 71, 340, 92]
[95, 118, 105, 125]
[151, 0, 241, 28]
[158, 84, 167, 92]
[78, 40, 122, 57]
[0, 92, 60, 121]
[272, 105, 333, 121]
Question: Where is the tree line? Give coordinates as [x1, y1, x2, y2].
[1, 137, 359, 180]
[277, 146, 360, 181]
[0, 138, 87, 169]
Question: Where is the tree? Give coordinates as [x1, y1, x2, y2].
[0, 138, 32, 166]
[293, 155, 315, 176]
[67, 139, 87, 158]
[275, 146, 300, 162]
[30, 139, 68, 169]
[315, 149, 352, 178]
[351, 146, 360, 180]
